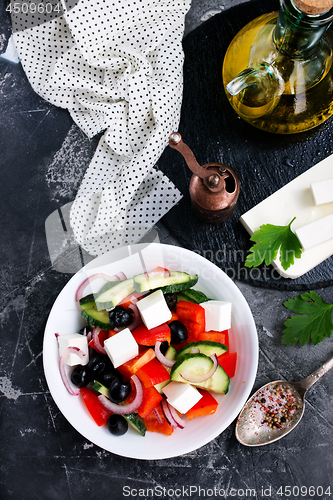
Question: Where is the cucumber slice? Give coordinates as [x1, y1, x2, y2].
[90, 380, 146, 436]
[170, 353, 230, 394]
[90, 379, 109, 396]
[81, 302, 110, 329]
[95, 278, 135, 310]
[79, 293, 96, 306]
[98, 280, 124, 295]
[165, 345, 177, 361]
[154, 379, 170, 394]
[79, 280, 120, 307]
[160, 275, 198, 294]
[177, 289, 212, 304]
[176, 341, 228, 359]
[124, 412, 146, 436]
[133, 271, 198, 293]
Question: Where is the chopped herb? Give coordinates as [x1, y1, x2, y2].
[245, 217, 303, 271]
[282, 291, 333, 346]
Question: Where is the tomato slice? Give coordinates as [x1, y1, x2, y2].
[127, 385, 163, 419]
[186, 389, 218, 421]
[180, 319, 204, 341]
[196, 330, 229, 348]
[136, 358, 170, 388]
[144, 402, 174, 435]
[176, 300, 205, 327]
[218, 352, 237, 378]
[118, 291, 147, 308]
[89, 329, 109, 352]
[80, 387, 112, 426]
[167, 311, 179, 323]
[117, 347, 156, 378]
[131, 322, 171, 346]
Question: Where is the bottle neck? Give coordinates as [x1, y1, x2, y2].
[274, 0, 333, 58]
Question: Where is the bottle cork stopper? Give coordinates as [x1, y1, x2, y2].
[293, 0, 333, 14]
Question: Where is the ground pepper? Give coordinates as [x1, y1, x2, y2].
[247, 384, 300, 430]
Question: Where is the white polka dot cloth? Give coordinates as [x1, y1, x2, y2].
[12, 0, 191, 255]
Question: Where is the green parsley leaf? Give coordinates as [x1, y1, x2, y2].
[282, 291, 333, 346]
[245, 217, 303, 270]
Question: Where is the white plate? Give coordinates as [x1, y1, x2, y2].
[43, 243, 258, 459]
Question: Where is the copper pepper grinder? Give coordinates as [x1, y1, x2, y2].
[169, 132, 240, 223]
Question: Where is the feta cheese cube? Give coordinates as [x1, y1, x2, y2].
[57, 333, 89, 366]
[162, 381, 203, 414]
[136, 289, 172, 330]
[311, 178, 333, 206]
[295, 212, 333, 251]
[104, 328, 138, 368]
[201, 300, 232, 332]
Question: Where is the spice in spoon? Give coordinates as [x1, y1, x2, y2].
[247, 383, 300, 430]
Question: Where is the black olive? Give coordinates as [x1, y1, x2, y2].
[98, 369, 122, 388]
[87, 354, 112, 378]
[169, 320, 188, 344]
[79, 325, 92, 336]
[107, 414, 128, 436]
[159, 340, 169, 355]
[108, 378, 132, 404]
[70, 365, 91, 388]
[164, 293, 178, 311]
[108, 306, 133, 328]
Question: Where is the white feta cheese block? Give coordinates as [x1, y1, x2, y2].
[240, 154, 333, 278]
[295, 213, 333, 251]
[201, 300, 232, 332]
[136, 289, 172, 330]
[311, 178, 333, 206]
[104, 328, 139, 368]
[162, 381, 203, 414]
[57, 333, 89, 366]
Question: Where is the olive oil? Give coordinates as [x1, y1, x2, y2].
[222, 0, 333, 134]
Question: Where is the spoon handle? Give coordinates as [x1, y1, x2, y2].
[296, 354, 333, 394]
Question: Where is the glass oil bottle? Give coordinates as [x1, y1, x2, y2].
[222, 0, 333, 133]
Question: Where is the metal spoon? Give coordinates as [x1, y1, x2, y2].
[236, 354, 333, 446]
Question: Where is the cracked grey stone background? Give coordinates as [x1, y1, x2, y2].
[1, 0, 333, 499]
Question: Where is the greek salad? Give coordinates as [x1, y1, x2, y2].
[56, 267, 237, 437]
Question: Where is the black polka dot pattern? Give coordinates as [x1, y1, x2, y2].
[13, 0, 191, 255]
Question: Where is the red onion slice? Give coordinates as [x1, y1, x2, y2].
[129, 291, 149, 304]
[118, 291, 147, 306]
[92, 327, 107, 355]
[155, 341, 175, 368]
[145, 270, 171, 280]
[98, 375, 143, 415]
[75, 273, 119, 303]
[153, 407, 163, 424]
[161, 399, 178, 428]
[168, 403, 186, 429]
[116, 271, 127, 281]
[86, 330, 93, 358]
[128, 296, 139, 304]
[127, 303, 143, 332]
[59, 346, 87, 396]
[161, 399, 185, 429]
[180, 354, 218, 383]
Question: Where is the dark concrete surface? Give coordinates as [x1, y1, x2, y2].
[1, 1, 333, 499]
